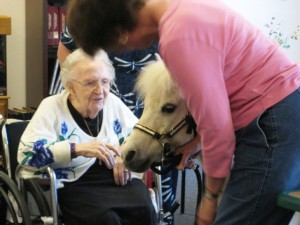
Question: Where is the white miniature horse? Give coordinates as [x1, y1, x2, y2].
[121, 60, 197, 173]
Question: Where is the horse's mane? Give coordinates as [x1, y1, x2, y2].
[135, 60, 178, 100]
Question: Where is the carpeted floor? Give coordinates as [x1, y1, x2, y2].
[173, 163, 300, 225]
[174, 162, 203, 225]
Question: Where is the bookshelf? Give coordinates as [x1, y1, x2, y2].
[25, 0, 66, 108]
[0, 15, 11, 118]
[0, 16, 11, 35]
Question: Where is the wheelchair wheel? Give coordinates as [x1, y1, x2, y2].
[0, 171, 32, 225]
[23, 179, 51, 217]
[0, 189, 7, 224]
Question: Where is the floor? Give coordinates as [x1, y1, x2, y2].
[173, 164, 202, 225]
[172, 166, 300, 225]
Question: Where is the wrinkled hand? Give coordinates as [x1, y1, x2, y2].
[113, 156, 132, 186]
[176, 135, 201, 170]
[195, 197, 218, 225]
[75, 141, 121, 169]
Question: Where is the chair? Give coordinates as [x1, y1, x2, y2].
[277, 189, 300, 212]
[0, 117, 60, 225]
[0, 115, 33, 225]
[277, 189, 300, 225]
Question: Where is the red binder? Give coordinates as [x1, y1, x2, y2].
[47, 5, 55, 46]
[47, 5, 59, 46]
[59, 6, 67, 36]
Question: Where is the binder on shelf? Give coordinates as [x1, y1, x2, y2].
[47, 5, 54, 46]
[47, 5, 59, 46]
[53, 6, 59, 45]
[0, 16, 11, 35]
[59, 6, 67, 36]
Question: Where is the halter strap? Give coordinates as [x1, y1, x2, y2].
[133, 113, 197, 175]
[134, 123, 162, 140]
[133, 113, 194, 142]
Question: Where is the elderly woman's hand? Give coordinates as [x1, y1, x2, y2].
[74, 142, 121, 169]
[113, 156, 132, 186]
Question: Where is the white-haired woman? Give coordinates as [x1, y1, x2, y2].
[17, 49, 156, 225]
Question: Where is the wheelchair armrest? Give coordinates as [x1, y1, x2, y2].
[16, 165, 60, 225]
[47, 166, 59, 225]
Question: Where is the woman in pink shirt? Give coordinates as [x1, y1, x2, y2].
[67, 0, 300, 224]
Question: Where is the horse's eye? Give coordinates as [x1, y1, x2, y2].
[162, 103, 176, 113]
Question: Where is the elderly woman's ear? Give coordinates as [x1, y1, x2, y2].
[66, 81, 74, 94]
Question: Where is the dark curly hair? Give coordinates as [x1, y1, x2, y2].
[67, 0, 145, 55]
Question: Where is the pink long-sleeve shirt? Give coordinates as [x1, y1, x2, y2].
[159, 0, 300, 178]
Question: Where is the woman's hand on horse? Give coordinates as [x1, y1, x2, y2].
[175, 135, 201, 170]
[74, 142, 121, 169]
[113, 156, 132, 186]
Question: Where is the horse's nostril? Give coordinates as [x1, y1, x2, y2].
[125, 150, 136, 161]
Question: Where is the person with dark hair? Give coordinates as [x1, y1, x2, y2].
[57, 27, 179, 225]
[67, 0, 300, 225]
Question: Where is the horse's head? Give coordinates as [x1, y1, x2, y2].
[121, 60, 196, 173]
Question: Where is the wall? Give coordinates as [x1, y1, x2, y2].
[0, 0, 26, 108]
[0, 1, 299, 109]
[221, 0, 300, 62]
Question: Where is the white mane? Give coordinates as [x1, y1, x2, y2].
[135, 60, 179, 101]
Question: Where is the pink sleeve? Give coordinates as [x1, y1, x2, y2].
[161, 40, 235, 178]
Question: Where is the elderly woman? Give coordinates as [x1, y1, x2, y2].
[17, 49, 156, 225]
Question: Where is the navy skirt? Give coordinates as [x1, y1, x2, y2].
[58, 161, 156, 225]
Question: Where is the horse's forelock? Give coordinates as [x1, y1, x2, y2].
[135, 61, 177, 101]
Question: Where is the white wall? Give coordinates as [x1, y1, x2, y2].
[0, 1, 299, 109]
[0, 0, 26, 109]
[221, 0, 300, 62]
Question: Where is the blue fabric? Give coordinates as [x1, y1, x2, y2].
[214, 88, 300, 225]
[161, 169, 179, 224]
[109, 45, 157, 117]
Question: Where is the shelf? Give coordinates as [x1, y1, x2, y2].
[25, 1, 66, 108]
[0, 96, 10, 118]
[0, 16, 11, 35]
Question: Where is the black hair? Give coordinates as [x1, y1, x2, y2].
[67, 0, 145, 55]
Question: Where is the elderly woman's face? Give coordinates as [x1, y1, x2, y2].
[70, 61, 111, 118]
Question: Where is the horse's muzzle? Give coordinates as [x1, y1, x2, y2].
[122, 150, 152, 172]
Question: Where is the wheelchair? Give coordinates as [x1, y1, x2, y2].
[0, 116, 60, 225]
[0, 114, 206, 225]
